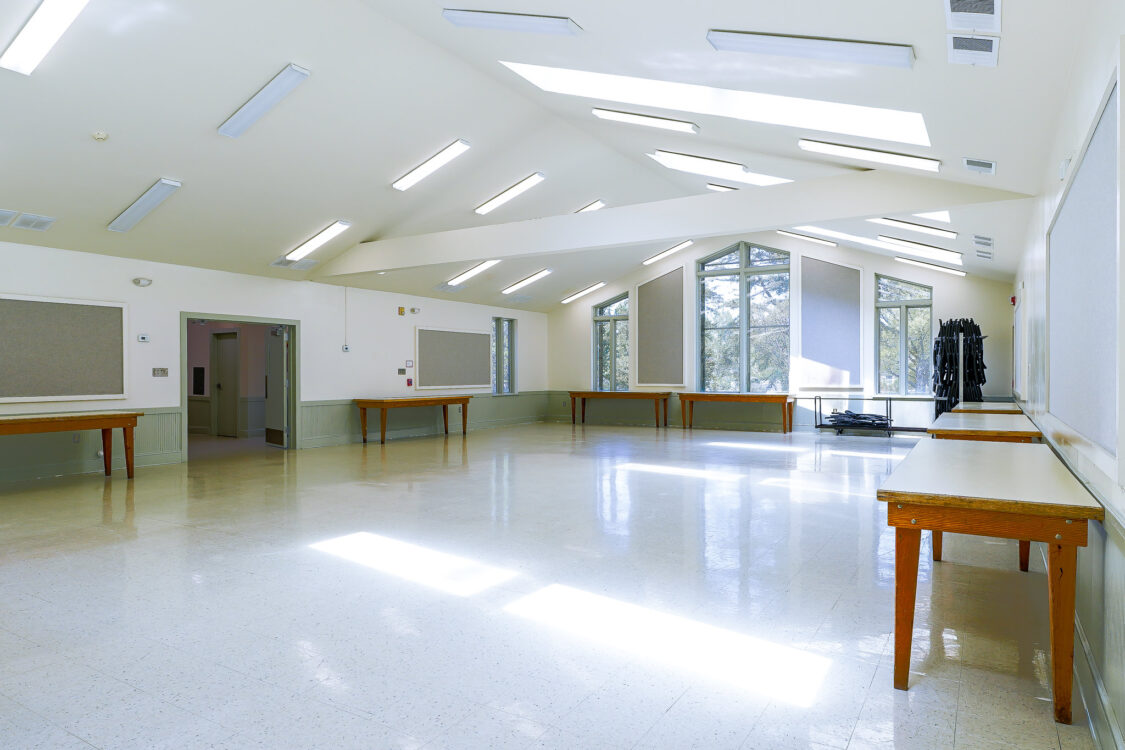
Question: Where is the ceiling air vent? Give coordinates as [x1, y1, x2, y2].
[11, 213, 55, 231]
[972, 235, 994, 259]
[948, 35, 998, 66]
[0, 209, 17, 226]
[946, 0, 1001, 34]
[963, 157, 996, 174]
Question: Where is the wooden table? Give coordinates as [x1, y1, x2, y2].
[677, 392, 795, 433]
[568, 391, 672, 428]
[0, 411, 144, 479]
[877, 439, 1104, 723]
[355, 396, 472, 445]
[928, 412, 1042, 442]
[951, 401, 1023, 415]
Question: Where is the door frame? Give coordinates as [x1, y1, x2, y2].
[180, 312, 300, 462]
[209, 329, 241, 437]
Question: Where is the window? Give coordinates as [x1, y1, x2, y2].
[593, 294, 629, 391]
[492, 317, 516, 394]
[876, 275, 932, 395]
[698, 242, 790, 392]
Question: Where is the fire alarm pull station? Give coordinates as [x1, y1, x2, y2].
[407, 378, 413, 386]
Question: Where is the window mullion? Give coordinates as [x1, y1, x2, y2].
[899, 304, 909, 394]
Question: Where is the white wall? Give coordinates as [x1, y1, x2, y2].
[0, 240, 548, 416]
[549, 230, 1014, 399]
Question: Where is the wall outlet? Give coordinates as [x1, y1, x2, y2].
[152, 367, 169, 377]
[137, 334, 150, 343]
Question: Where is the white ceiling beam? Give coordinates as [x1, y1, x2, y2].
[316, 171, 1027, 277]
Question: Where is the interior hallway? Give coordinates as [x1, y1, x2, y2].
[0, 424, 1098, 749]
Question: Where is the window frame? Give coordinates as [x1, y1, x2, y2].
[491, 316, 517, 395]
[697, 241, 791, 393]
[593, 293, 629, 391]
[874, 274, 933, 396]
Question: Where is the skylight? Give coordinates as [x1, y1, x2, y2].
[502, 61, 931, 146]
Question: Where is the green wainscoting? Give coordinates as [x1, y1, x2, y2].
[0, 407, 183, 483]
[543, 391, 786, 432]
[187, 396, 210, 435]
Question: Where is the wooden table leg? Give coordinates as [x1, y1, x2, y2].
[1019, 540, 1031, 572]
[781, 402, 788, 433]
[101, 428, 112, 476]
[663, 398, 668, 427]
[380, 408, 388, 445]
[462, 401, 468, 435]
[653, 399, 660, 427]
[360, 407, 368, 444]
[571, 397, 576, 424]
[442, 404, 449, 435]
[932, 531, 943, 561]
[581, 398, 586, 424]
[1047, 543, 1077, 724]
[688, 401, 694, 428]
[789, 400, 795, 432]
[123, 426, 135, 479]
[894, 526, 922, 690]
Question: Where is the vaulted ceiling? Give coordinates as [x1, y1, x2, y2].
[0, 0, 1085, 310]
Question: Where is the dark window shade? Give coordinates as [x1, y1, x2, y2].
[801, 258, 861, 387]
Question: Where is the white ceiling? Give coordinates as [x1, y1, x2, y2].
[0, 0, 1085, 310]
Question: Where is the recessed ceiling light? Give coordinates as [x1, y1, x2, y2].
[867, 217, 957, 240]
[776, 230, 836, 247]
[442, 9, 581, 35]
[562, 282, 606, 304]
[0, 0, 90, 75]
[475, 173, 545, 215]
[393, 139, 471, 191]
[878, 236, 963, 265]
[648, 151, 790, 187]
[502, 269, 551, 294]
[286, 221, 351, 261]
[643, 240, 693, 266]
[108, 178, 181, 233]
[218, 63, 310, 138]
[895, 257, 966, 277]
[448, 259, 500, 286]
[592, 108, 698, 133]
[914, 210, 951, 223]
[576, 200, 606, 213]
[501, 61, 930, 146]
[707, 184, 738, 192]
[798, 139, 941, 172]
[707, 30, 914, 69]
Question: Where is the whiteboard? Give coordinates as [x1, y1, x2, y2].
[1048, 85, 1117, 455]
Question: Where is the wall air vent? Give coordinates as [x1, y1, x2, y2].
[963, 157, 997, 174]
[946, 0, 1001, 34]
[11, 213, 55, 231]
[948, 35, 998, 66]
[0, 209, 17, 226]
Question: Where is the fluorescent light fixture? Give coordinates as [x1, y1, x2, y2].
[502, 269, 551, 294]
[798, 139, 941, 172]
[107, 178, 181, 232]
[576, 199, 605, 213]
[867, 217, 957, 240]
[501, 61, 930, 146]
[448, 259, 500, 287]
[776, 230, 836, 247]
[392, 139, 471, 191]
[442, 9, 581, 35]
[286, 220, 351, 261]
[706, 184, 737, 192]
[562, 282, 606, 304]
[0, 0, 89, 75]
[878, 236, 962, 265]
[475, 173, 545, 215]
[648, 151, 790, 187]
[592, 108, 698, 133]
[707, 29, 914, 69]
[792, 225, 899, 252]
[644, 240, 693, 266]
[895, 257, 966, 277]
[915, 210, 951, 223]
[218, 63, 310, 138]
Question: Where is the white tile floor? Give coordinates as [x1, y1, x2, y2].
[0, 424, 1100, 749]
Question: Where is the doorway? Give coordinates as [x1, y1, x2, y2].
[185, 316, 296, 459]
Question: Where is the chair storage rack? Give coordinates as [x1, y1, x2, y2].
[932, 318, 986, 418]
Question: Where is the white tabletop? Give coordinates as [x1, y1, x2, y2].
[0, 411, 142, 422]
[878, 439, 1103, 518]
[929, 412, 1041, 435]
[951, 401, 1022, 413]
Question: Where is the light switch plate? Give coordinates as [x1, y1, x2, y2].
[137, 334, 150, 342]
[405, 360, 413, 368]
